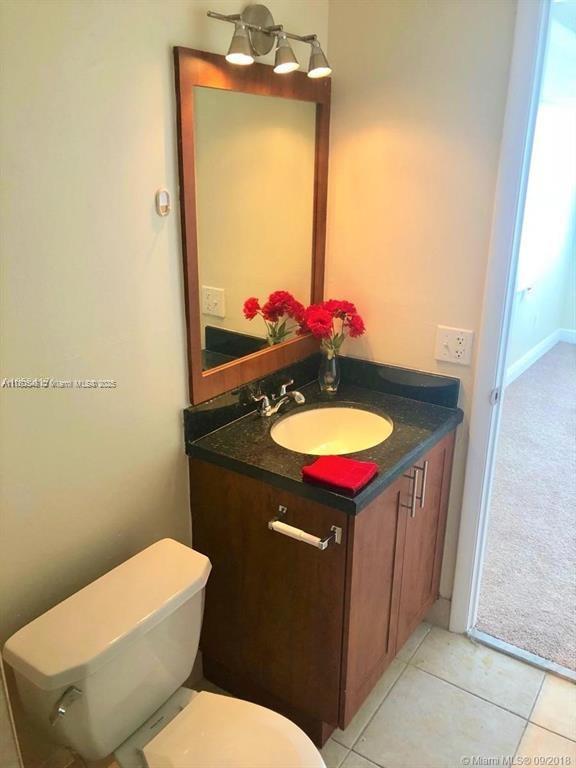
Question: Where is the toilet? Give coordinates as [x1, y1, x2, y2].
[3, 539, 326, 768]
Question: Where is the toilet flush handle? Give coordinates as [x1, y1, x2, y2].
[49, 686, 82, 726]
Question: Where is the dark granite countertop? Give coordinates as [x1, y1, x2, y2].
[187, 382, 463, 514]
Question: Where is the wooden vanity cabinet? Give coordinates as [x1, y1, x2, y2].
[189, 430, 455, 746]
[189, 461, 347, 731]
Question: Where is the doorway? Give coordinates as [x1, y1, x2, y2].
[450, 0, 576, 678]
[474, 0, 576, 675]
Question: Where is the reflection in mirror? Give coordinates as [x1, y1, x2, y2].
[194, 87, 316, 371]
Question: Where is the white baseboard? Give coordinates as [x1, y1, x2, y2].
[559, 328, 576, 344]
[505, 328, 575, 386]
[426, 597, 451, 630]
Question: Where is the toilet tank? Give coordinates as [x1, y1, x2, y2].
[2, 539, 211, 760]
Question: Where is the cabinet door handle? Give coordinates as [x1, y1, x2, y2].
[401, 470, 419, 518]
[268, 506, 342, 550]
[415, 460, 429, 508]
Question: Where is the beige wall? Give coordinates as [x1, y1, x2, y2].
[0, 1, 328, 764]
[326, 0, 517, 597]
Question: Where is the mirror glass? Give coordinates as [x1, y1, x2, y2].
[194, 87, 316, 371]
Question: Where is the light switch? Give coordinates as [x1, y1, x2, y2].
[201, 286, 226, 318]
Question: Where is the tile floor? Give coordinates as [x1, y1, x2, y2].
[320, 624, 576, 768]
[77, 626, 576, 768]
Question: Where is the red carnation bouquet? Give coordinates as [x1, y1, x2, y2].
[300, 299, 365, 359]
[243, 290, 305, 346]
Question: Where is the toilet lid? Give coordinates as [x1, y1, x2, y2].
[142, 691, 326, 768]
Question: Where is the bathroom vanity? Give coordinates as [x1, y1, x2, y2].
[175, 46, 463, 748]
[185, 372, 462, 747]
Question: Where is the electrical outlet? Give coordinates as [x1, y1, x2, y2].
[435, 325, 474, 366]
[201, 286, 226, 318]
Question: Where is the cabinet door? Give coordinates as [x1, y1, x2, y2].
[396, 432, 455, 650]
[340, 477, 404, 727]
[190, 459, 348, 725]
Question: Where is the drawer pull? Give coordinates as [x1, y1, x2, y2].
[268, 506, 342, 550]
[401, 460, 429, 517]
[416, 460, 429, 508]
[401, 469, 418, 518]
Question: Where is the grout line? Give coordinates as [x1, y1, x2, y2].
[350, 748, 388, 768]
[529, 725, 576, 745]
[514, 675, 576, 750]
[338, 623, 432, 753]
[349, 749, 385, 768]
[348, 662, 410, 752]
[513, 673, 546, 757]
[526, 673, 546, 721]
[514, 674, 546, 757]
[399, 622, 432, 663]
[406, 665, 534, 721]
[335, 744, 350, 768]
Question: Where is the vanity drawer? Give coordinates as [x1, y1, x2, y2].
[189, 459, 348, 726]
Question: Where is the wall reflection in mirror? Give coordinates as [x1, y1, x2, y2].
[194, 87, 315, 371]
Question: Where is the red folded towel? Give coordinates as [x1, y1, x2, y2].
[302, 455, 379, 495]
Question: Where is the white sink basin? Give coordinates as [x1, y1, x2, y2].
[270, 406, 393, 456]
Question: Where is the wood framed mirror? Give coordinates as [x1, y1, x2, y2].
[174, 47, 330, 404]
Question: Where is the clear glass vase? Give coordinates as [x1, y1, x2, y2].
[319, 351, 340, 394]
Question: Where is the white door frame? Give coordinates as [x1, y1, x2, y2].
[450, 0, 552, 634]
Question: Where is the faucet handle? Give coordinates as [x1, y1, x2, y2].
[251, 392, 271, 413]
[279, 379, 294, 397]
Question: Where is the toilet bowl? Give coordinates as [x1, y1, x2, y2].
[116, 686, 324, 768]
[2, 539, 325, 768]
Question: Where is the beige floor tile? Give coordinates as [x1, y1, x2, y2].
[355, 666, 526, 768]
[516, 724, 576, 760]
[332, 660, 406, 748]
[341, 752, 381, 768]
[411, 627, 544, 716]
[530, 674, 576, 741]
[396, 622, 431, 662]
[321, 738, 349, 768]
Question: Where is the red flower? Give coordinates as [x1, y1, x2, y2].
[289, 298, 306, 323]
[262, 290, 303, 322]
[347, 313, 366, 338]
[323, 299, 357, 318]
[299, 297, 366, 352]
[243, 297, 261, 320]
[302, 305, 334, 339]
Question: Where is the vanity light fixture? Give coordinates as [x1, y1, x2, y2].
[274, 34, 299, 74]
[225, 22, 254, 66]
[307, 40, 332, 79]
[208, 3, 331, 78]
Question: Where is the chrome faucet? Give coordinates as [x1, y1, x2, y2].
[252, 379, 306, 417]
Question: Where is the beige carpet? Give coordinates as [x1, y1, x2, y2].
[476, 342, 576, 671]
